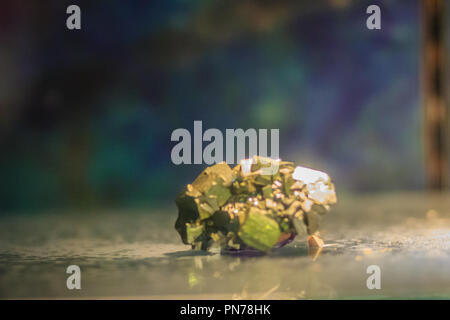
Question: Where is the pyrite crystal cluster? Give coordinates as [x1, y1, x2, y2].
[175, 156, 337, 253]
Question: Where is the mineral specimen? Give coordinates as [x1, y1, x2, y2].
[175, 156, 337, 253]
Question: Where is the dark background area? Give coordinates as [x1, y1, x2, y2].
[0, 0, 424, 213]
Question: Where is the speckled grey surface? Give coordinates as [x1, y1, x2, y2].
[0, 192, 449, 299]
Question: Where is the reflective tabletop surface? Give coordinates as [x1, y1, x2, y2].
[1, 192, 449, 299]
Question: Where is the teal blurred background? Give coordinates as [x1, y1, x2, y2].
[0, 0, 424, 213]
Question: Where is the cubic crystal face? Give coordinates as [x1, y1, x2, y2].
[175, 156, 337, 252]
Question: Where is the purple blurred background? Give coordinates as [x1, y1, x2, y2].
[0, 0, 425, 213]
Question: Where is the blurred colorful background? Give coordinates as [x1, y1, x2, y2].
[0, 0, 437, 214]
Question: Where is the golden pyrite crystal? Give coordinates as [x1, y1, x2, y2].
[175, 156, 337, 253]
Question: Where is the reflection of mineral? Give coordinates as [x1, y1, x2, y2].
[175, 156, 337, 253]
